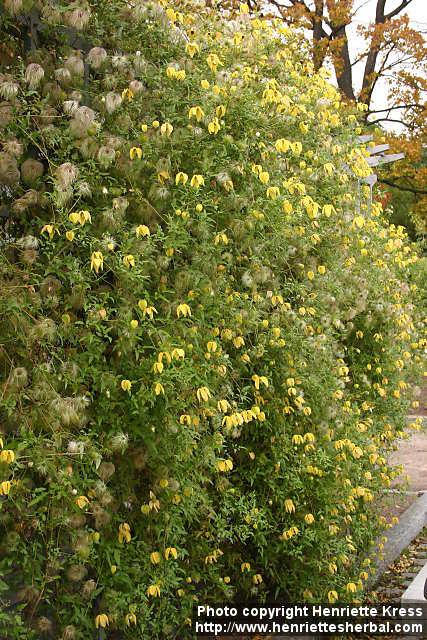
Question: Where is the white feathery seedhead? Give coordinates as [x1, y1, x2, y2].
[55, 162, 79, 189]
[66, 7, 91, 30]
[63, 100, 79, 116]
[110, 431, 129, 453]
[111, 55, 128, 70]
[105, 92, 122, 114]
[97, 146, 116, 167]
[87, 47, 108, 69]
[2, 138, 24, 157]
[17, 235, 39, 250]
[54, 68, 72, 85]
[73, 105, 96, 126]
[0, 80, 19, 100]
[129, 80, 144, 94]
[64, 55, 85, 77]
[25, 63, 44, 88]
[4, 0, 23, 15]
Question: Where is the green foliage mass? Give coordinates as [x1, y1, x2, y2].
[0, 1, 425, 638]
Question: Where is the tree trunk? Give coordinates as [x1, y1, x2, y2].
[332, 25, 356, 101]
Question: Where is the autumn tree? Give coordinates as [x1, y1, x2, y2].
[229, 0, 426, 230]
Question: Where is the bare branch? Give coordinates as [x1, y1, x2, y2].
[385, 0, 414, 21]
[367, 117, 412, 127]
[380, 178, 427, 195]
[368, 104, 423, 113]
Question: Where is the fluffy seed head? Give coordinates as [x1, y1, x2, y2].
[0, 80, 19, 100]
[55, 162, 79, 189]
[105, 92, 122, 114]
[87, 47, 107, 69]
[25, 63, 44, 88]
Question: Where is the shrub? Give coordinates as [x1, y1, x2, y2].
[0, 1, 425, 638]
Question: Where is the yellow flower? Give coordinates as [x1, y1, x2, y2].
[217, 399, 229, 412]
[196, 386, 211, 402]
[233, 336, 244, 348]
[135, 224, 150, 237]
[95, 614, 109, 629]
[121, 379, 132, 392]
[322, 204, 334, 217]
[110, 564, 117, 574]
[216, 458, 233, 472]
[171, 348, 185, 360]
[41, 224, 56, 239]
[282, 200, 293, 215]
[69, 210, 91, 225]
[216, 105, 226, 118]
[150, 551, 161, 564]
[0, 449, 15, 464]
[208, 118, 220, 134]
[346, 582, 358, 593]
[275, 138, 291, 153]
[180, 414, 192, 425]
[188, 106, 205, 122]
[281, 526, 299, 540]
[201, 79, 210, 89]
[147, 584, 161, 597]
[123, 254, 135, 268]
[251, 374, 268, 389]
[301, 196, 320, 219]
[153, 361, 163, 374]
[125, 613, 137, 627]
[239, 3, 249, 14]
[75, 495, 89, 509]
[324, 162, 335, 176]
[252, 574, 263, 585]
[0, 481, 12, 495]
[353, 215, 365, 229]
[121, 88, 134, 101]
[206, 53, 222, 72]
[66, 230, 75, 241]
[266, 186, 280, 199]
[160, 122, 173, 136]
[129, 146, 142, 160]
[176, 303, 192, 318]
[241, 562, 251, 572]
[141, 123, 148, 132]
[90, 251, 104, 274]
[186, 42, 199, 58]
[175, 171, 189, 186]
[165, 546, 178, 560]
[118, 522, 131, 544]
[291, 141, 302, 155]
[284, 499, 295, 514]
[318, 265, 326, 274]
[154, 382, 164, 395]
[304, 513, 315, 524]
[259, 171, 269, 184]
[152, 120, 160, 128]
[214, 232, 228, 245]
[328, 590, 338, 604]
[190, 174, 204, 188]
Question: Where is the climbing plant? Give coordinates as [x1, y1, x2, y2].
[0, 1, 425, 638]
